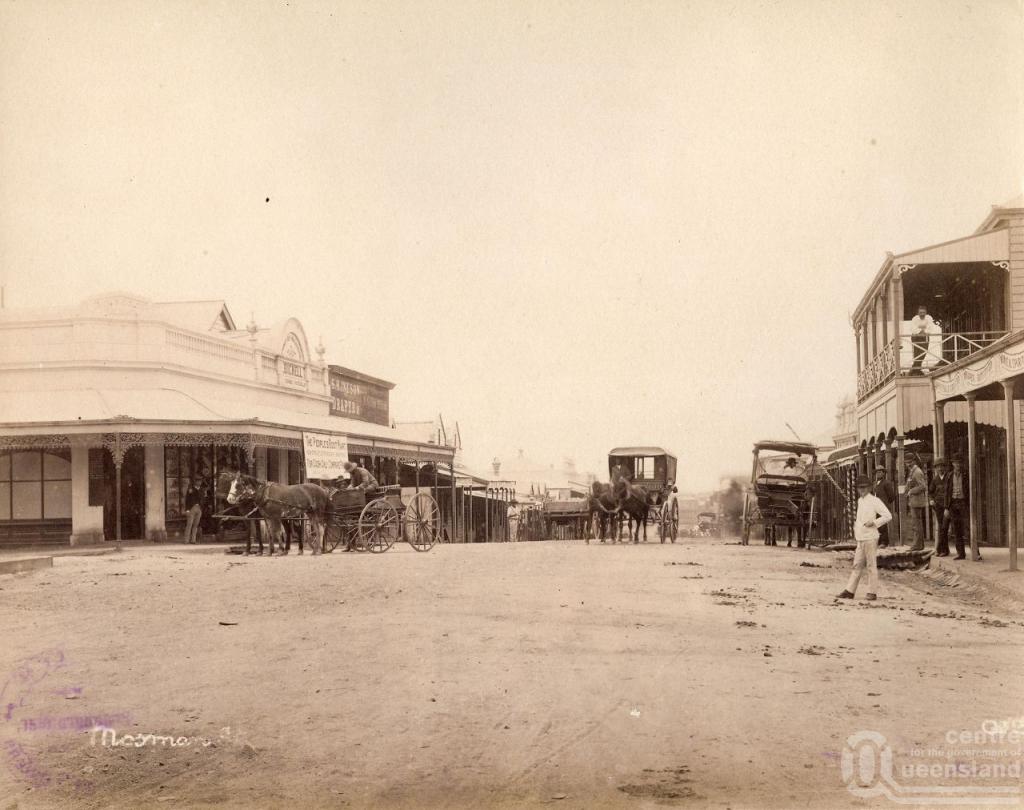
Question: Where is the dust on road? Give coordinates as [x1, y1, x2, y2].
[1, 539, 1020, 809]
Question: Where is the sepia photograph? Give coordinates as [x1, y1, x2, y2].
[0, 1, 1022, 808]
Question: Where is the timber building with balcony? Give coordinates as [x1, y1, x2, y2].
[851, 195, 1023, 560]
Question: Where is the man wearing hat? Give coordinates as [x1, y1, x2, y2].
[837, 475, 892, 601]
[947, 453, 975, 560]
[339, 460, 379, 495]
[929, 458, 951, 556]
[905, 455, 928, 551]
[872, 468, 896, 548]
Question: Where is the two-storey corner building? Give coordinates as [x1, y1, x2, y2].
[851, 195, 1023, 559]
[0, 292, 457, 548]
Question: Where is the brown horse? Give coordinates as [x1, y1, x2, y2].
[227, 473, 329, 556]
[589, 482, 622, 543]
[612, 479, 651, 544]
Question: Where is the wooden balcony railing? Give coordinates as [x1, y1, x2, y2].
[856, 331, 1008, 401]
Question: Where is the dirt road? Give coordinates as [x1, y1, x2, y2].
[1, 538, 1021, 809]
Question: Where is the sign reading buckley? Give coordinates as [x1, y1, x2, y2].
[302, 432, 349, 480]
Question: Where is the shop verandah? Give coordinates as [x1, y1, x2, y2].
[932, 332, 1024, 570]
[0, 424, 517, 549]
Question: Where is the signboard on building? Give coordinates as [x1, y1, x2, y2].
[328, 366, 393, 426]
[302, 432, 348, 480]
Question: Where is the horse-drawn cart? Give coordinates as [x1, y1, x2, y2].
[323, 486, 442, 553]
[740, 440, 817, 547]
[607, 447, 679, 542]
[542, 498, 591, 540]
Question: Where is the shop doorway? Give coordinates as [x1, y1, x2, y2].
[103, 446, 146, 541]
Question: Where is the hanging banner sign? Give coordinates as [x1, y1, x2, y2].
[302, 432, 349, 480]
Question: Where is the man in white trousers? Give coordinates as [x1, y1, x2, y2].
[837, 475, 892, 601]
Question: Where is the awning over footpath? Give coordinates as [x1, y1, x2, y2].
[932, 331, 1024, 402]
[0, 388, 455, 462]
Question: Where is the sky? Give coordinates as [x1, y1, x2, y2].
[1, 0, 1022, 491]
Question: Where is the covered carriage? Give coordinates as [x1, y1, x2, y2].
[607, 446, 679, 542]
[740, 440, 817, 546]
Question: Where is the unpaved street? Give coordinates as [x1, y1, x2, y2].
[1, 539, 1021, 809]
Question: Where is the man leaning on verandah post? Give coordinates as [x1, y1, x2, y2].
[905, 455, 928, 551]
[837, 475, 892, 602]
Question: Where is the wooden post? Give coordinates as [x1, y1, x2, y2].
[1001, 380, 1018, 572]
[113, 433, 123, 552]
[415, 460, 420, 493]
[450, 464, 457, 543]
[933, 400, 946, 461]
[484, 487, 490, 542]
[966, 392, 981, 561]
[895, 435, 907, 547]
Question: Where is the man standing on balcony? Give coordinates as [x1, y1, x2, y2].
[906, 455, 928, 551]
[910, 305, 936, 375]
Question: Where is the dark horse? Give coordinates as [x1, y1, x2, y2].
[227, 473, 330, 556]
[612, 479, 651, 544]
[589, 482, 622, 543]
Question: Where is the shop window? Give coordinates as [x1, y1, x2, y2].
[288, 450, 302, 484]
[0, 449, 72, 522]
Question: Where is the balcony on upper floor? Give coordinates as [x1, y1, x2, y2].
[856, 330, 1009, 401]
[853, 227, 1012, 404]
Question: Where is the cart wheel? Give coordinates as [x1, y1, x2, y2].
[741, 495, 751, 545]
[359, 499, 400, 553]
[324, 515, 345, 553]
[406, 492, 440, 552]
[668, 501, 679, 542]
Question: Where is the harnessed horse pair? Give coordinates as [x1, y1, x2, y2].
[226, 473, 330, 556]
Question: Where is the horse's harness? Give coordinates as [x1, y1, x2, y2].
[237, 481, 307, 519]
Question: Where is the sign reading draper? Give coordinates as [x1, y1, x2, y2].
[302, 432, 349, 480]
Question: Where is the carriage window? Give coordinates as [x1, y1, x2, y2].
[634, 458, 655, 479]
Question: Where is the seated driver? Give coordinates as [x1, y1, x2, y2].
[784, 457, 802, 476]
[341, 461, 379, 495]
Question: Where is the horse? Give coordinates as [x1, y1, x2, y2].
[589, 482, 622, 543]
[227, 473, 330, 556]
[612, 479, 651, 544]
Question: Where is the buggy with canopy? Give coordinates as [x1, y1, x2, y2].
[740, 440, 818, 547]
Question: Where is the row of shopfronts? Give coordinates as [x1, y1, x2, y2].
[816, 194, 1024, 566]
[0, 292, 517, 547]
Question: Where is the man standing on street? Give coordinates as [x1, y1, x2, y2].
[930, 458, 951, 556]
[184, 479, 204, 544]
[507, 500, 520, 542]
[872, 468, 895, 548]
[837, 475, 892, 601]
[906, 455, 928, 551]
[948, 454, 976, 561]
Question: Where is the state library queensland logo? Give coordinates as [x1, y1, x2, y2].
[842, 728, 1023, 805]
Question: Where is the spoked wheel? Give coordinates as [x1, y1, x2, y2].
[741, 495, 751, 545]
[662, 501, 679, 543]
[405, 492, 441, 552]
[324, 515, 346, 553]
[359, 499, 400, 553]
